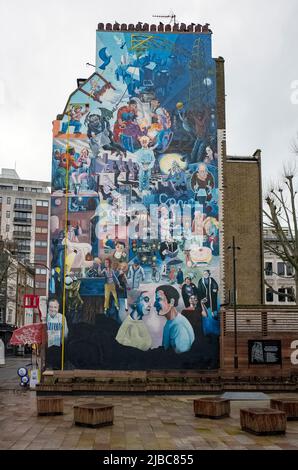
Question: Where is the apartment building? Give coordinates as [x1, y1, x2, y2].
[0, 240, 35, 350]
[0, 168, 50, 310]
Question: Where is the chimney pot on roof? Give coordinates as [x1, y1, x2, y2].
[253, 149, 262, 158]
[202, 23, 211, 32]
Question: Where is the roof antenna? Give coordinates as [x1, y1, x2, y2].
[152, 11, 177, 24]
[86, 62, 96, 68]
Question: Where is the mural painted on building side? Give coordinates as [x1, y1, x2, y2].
[47, 29, 220, 370]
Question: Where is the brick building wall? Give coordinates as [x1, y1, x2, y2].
[223, 155, 264, 305]
[215, 58, 264, 306]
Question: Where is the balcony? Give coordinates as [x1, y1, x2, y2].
[13, 217, 32, 225]
[14, 204, 32, 211]
[18, 246, 31, 253]
[13, 230, 31, 239]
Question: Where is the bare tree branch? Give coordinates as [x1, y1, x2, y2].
[264, 162, 298, 303]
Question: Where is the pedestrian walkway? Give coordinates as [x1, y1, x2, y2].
[0, 356, 31, 389]
[0, 391, 298, 450]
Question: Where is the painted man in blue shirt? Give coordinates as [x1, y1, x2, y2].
[154, 285, 194, 354]
[135, 136, 155, 192]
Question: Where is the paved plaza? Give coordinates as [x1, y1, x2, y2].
[0, 358, 298, 450]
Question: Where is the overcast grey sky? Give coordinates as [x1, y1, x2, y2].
[0, 0, 297, 184]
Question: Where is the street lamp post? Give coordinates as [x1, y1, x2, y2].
[228, 236, 240, 369]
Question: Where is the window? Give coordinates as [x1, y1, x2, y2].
[16, 198, 31, 206]
[36, 200, 49, 207]
[0, 196, 2, 203]
[15, 225, 31, 233]
[31, 188, 42, 193]
[35, 268, 47, 275]
[7, 308, 13, 324]
[18, 239, 30, 247]
[287, 287, 295, 302]
[6, 211, 10, 218]
[35, 227, 48, 233]
[6, 224, 9, 232]
[266, 289, 273, 302]
[265, 262, 272, 276]
[277, 262, 285, 276]
[18, 187, 24, 191]
[26, 276, 34, 288]
[14, 212, 31, 220]
[286, 263, 294, 277]
[35, 282, 46, 289]
[278, 288, 286, 302]
[7, 197, 11, 204]
[35, 214, 48, 220]
[35, 254, 47, 261]
[35, 241, 47, 247]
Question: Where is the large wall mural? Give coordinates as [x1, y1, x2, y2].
[47, 29, 220, 370]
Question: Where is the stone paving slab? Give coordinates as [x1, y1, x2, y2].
[0, 390, 298, 450]
[221, 392, 269, 400]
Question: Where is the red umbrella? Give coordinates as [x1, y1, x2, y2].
[10, 323, 43, 345]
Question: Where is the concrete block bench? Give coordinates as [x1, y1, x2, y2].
[74, 403, 114, 428]
[37, 396, 64, 416]
[194, 397, 230, 419]
[240, 407, 286, 435]
[270, 398, 298, 420]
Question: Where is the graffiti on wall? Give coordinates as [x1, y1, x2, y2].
[48, 30, 220, 370]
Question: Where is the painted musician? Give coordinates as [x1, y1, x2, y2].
[99, 258, 120, 314]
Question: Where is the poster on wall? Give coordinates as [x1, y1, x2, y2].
[248, 340, 282, 365]
[48, 28, 221, 370]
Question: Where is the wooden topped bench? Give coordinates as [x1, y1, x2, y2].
[270, 398, 298, 420]
[37, 396, 63, 416]
[194, 397, 230, 419]
[240, 408, 286, 435]
[74, 403, 114, 428]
